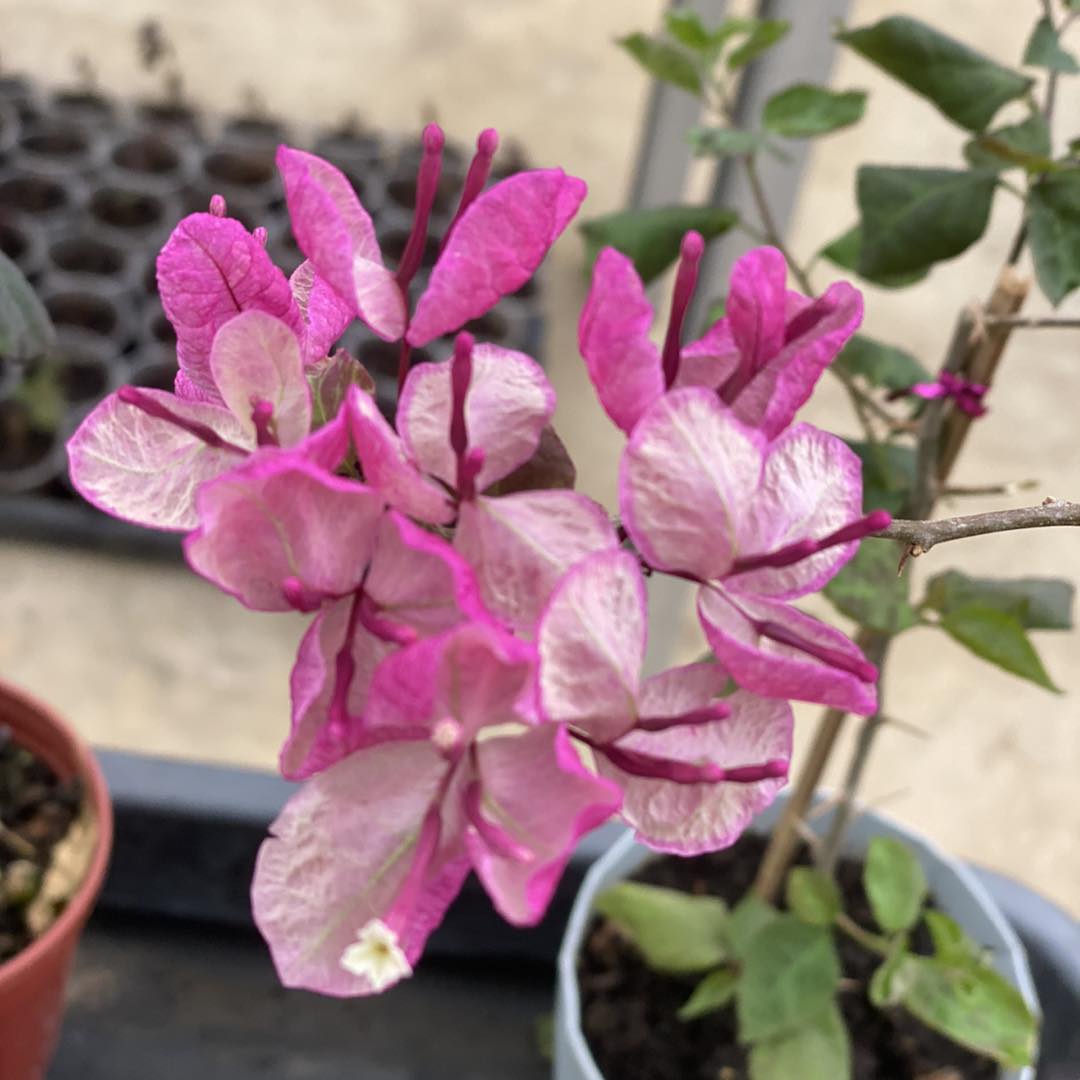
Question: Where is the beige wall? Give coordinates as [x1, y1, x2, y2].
[0, 0, 1077, 913]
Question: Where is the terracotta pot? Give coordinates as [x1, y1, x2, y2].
[0, 681, 113, 1080]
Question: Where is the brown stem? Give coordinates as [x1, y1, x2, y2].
[753, 630, 889, 902]
[985, 314, 1080, 330]
[875, 499, 1080, 556]
[936, 268, 1030, 485]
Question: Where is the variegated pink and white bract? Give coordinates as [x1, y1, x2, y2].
[580, 244, 863, 438]
[64, 125, 889, 1003]
[620, 390, 880, 715]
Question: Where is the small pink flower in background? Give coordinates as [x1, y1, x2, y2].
[536, 550, 793, 854]
[620, 389, 889, 715]
[580, 240, 862, 438]
[904, 370, 989, 417]
[252, 620, 621, 996]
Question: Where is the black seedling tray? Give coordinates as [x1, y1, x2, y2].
[0, 75, 544, 558]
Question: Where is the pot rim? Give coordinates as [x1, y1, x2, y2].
[556, 794, 1039, 1080]
[0, 679, 113, 989]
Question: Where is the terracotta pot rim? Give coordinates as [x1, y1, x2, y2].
[0, 679, 113, 989]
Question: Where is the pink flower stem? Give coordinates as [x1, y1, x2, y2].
[660, 231, 704, 389]
[597, 741, 787, 785]
[357, 594, 418, 646]
[395, 124, 445, 292]
[442, 128, 498, 251]
[754, 619, 879, 683]
[250, 399, 278, 447]
[726, 510, 892, 577]
[326, 591, 364, 737]
[633, 704, 732, 733]
[384, 806, 445, 937]
[450, 333, 485, 502]
[116, 386, 247, 454]
[464, 781, 534, 862]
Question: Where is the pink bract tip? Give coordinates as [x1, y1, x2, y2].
[422, 123, 445, 154]
[250, 399, 277, 447]
[209, 194, 227, 217]
[680, 230, 705, 261]
[476, 128, 499, 158]
[252, 226, 268, 246]
[865, 510, 892, 532]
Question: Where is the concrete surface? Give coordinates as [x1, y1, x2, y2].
[0, 0, 1077, 915]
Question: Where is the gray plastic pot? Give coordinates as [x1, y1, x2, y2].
[555, 795, 1039, 1080]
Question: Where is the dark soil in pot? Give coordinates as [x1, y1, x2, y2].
[578, 833, 998, 1080]
[0, 728, 83, 964]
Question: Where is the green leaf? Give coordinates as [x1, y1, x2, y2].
[786, 868, 841, 927]
[618, 32, 702, 95]
[939, 604, 1062, 692]
[689, 126, 766, 159]
[307, 350, 376, 428]
[13, 360, 65, 431]
[846, 440, 916, 515]
[837, 16, 1033, 131]
[0, 251, 55, 363]
[678, 967, 739, 1020]
[856, 166, 998, 279]
[534, 1012, 554, 1061]
[594, 881, 729, 974]
[869, 938, 914, 1006]
[820, 225, 929, 289]
[664, 10, 711, 51]
[1028, 170, 1080, 305]
[894, 954, 1039, 1067]
[727, 19, 790, 69]
[923, 570, 1075, 630]
[924, 910, 983, 966]
[963, 113, 1055, 173]
[864, 837, 928, 933]
[748, 1000, 850, 1080]
[580, 205, 738, 284]
[835, 334, 930, 391]
[763, 84, 866, 137]
[736, 916, 841, 1042]
[703, 296, 727, 324]
[727, 894, 780, 958]
[824, 540, 918, 636]
[1024, 15, 1080, 72]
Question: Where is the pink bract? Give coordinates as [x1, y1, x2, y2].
[280, 513, 489, 779]
[277, 141, 585, 351]
[254, 620, 620, 995]
[620, 388, 880, 715]
[579, 244, 862, 438]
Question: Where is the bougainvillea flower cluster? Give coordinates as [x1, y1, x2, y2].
[67, 122, 888, 997]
